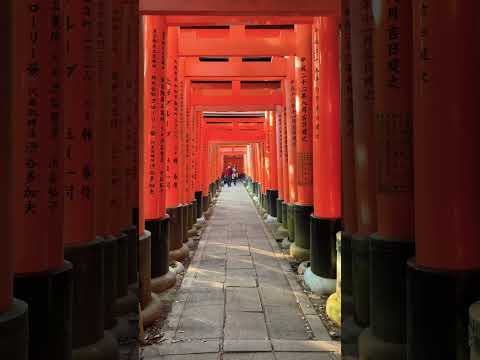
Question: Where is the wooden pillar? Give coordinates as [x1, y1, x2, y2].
[285, 57, 297, 243]
[143, 15, 176, 295]
[349, 0, 375, 328]
[265, 111, 278, 217]
[290, 24, 314, 261]
[408, 2, 480, 358]
[165, 26, 188, 262]
[63, 0, 118, 357]
[126, 0, 140, 287]
[201, 116, 210, 212]
[109, 0, 126, 237]
[275, 107, 285, 223]
[281, 106, 290, 227]
[359, 0, 415, 357]
[0, 1, 30, 358]
[304, 16, 342, 295]
[339, 0, 357, 302]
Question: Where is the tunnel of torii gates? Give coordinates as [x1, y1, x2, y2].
[1, 1, 480, 360]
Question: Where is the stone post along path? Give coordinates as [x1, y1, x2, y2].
[141, 185, 340, 359]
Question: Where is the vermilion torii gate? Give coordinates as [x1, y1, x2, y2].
[2, 1, 480, 360]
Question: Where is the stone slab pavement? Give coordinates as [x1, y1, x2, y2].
[141, 184, 340, 360]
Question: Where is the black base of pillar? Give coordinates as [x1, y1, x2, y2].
[351, 234, 370, 327]
[138, 231, 151, 308]
[276, 199, 284, 223]
[166, 207, 189, 262]
[370, 235, 415, 343]
[341, 232, 354, 297]
[14, 261, 73, 360]
[195, 192, 203, 218]
[189, 202, 195, 227]
[287, 203, 295, 242]
[112, 232, 137, 317]
[282, 202, 288, 228]
[115, 233, 129, 299]
[290, 204, 314, 261]
[124, 225, 138, 286]
[132, 208, 139, 232]
[70, 330, 118, 360]
[64, 239, 116, 356]
[0, 299, 29, 360]
[186, 203, 192, 230]
[177, 205, 185, 245]
[310, 216, 341, 279]
[406, 259, 480, 360]
[358, 235, 415, 359]
[181, 204, 189, 242]
[102, 236, 118, 329]
[145, 216, 170, 279]
[192, 199, 198, 225]
[202, 196, 209, 213]
[266, 190, 278, 217]
[264, 194, 268, 211]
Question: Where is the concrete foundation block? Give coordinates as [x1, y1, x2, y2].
[303, 267, 336, 295]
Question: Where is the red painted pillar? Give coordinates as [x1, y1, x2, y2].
[177, 61, 186, 207]
[407, 2, 480, 358]
[275, 108, 285, 223]
[1, 2, 33, 358]
[265, 111, 278, 217]
[281, 106, 290, 226]
[142, 15, 176, 295]
[201, 116, 210, 212]
[359, 0, 415, 357]
[182, 80, 195, 233]
[95, 0, 120, 332]
[129, 0, 140, 227]
[110, 0, 126, 238]
[284, 57, 297, 243]
[165, 26, 188, 262]
[189, 108, 197, 218]
[254, 143, 261, 198]
[126, 0, 140, 288]
[143, 16, 164, 222]
[193, 111, 203, 218]
[94, 0, 112, 240]
[62, 0, 118, 355]
[305, 16, 342, 294]
[137, 16, 151, 313]
[0, 0, 14, 315]
[290, 24, 314, 261]
[259, 142, 266, 208]
[349, 0, 376, 328]
[122, 0, 137, 229]
[177, 60, 189, 242]
[119, 1, 132, 233]
[339, 0, 357, 313]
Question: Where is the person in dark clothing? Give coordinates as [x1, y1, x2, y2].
[225, 165, 233, 187]
[232, 167, 237, 186]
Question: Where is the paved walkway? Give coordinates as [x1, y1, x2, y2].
[142, 185, 340, 360]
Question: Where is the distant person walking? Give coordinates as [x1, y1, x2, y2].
[232, 167, 238, 186]
[225, 165, 233, 187]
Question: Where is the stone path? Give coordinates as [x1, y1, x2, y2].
[141, 185, 340, 360]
